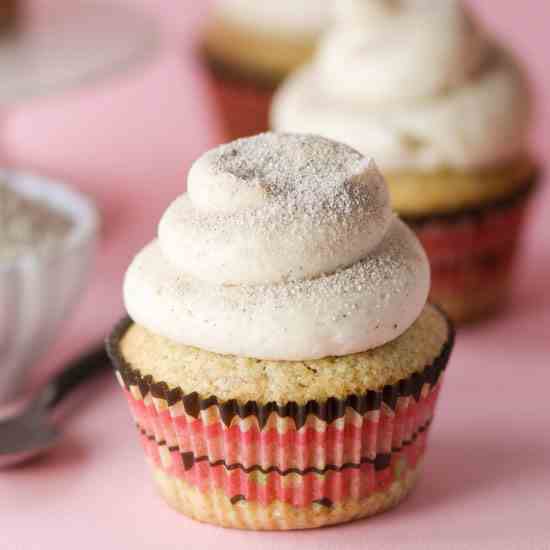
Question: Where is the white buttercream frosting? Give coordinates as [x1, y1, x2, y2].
[212, 0, 330, 40]
[272, 0, 531, 172]
[159, 136, 393, 285]
[124, 133, 430, 360]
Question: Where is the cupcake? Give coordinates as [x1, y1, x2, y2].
[271, 0, 538, 323]
[107, 133, 454, 530]
[202, 0, 329, 142]
[0, 0, 18, 33]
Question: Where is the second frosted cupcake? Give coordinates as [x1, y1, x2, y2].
[272, 0, 538, 323]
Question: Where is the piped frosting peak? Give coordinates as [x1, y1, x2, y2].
[319, 0, 488, 104]
[160, 134, 392, 285]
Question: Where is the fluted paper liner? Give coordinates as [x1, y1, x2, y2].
[405, 177, 538, 322]
[108, 317, 453, 528]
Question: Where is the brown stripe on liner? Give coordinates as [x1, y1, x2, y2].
[230, 495, 333, 507]
[312, 498, 333, 508]
[137, 420, 430, 455]
[137, 419, 431, 475]
[107, 315, 453, 430]
[402, 173, 539, 227]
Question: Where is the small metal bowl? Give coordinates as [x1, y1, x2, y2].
[0, 171, 99, 404]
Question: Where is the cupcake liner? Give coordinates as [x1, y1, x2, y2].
[108, 317, 453, 527]
[202, 53, 274, 142]
[405, 177, 538, 322]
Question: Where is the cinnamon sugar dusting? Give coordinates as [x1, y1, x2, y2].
[205, 133, 376, 226]
[0, 181, 73, 262]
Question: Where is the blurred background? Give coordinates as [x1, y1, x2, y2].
[1, 1, 548, 548]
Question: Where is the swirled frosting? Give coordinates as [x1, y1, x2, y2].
[272, 0, 531, 172]
[212, 0, 330, 40]
[124, 133, 430, 360]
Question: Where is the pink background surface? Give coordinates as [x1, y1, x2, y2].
[1, 1, 549, 549]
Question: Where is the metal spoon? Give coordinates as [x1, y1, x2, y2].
[0, 345, 110, 468]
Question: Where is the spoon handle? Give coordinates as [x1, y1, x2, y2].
[38, 346, 110, 410]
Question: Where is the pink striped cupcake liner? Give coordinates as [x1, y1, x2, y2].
[404, 175, 538, 322]
[108, 317, 453, 525]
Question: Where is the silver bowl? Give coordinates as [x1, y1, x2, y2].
[0, 171, 99, 404]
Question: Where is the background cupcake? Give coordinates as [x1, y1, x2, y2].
[272, 0, 538, 323]
[108, 133, 454, 530]
[202, 0, 329, 142]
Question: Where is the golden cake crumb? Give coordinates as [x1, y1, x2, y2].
[387, 154, 535, 216]
[120, 304, 449, 405]
[152, 462, 420, 530]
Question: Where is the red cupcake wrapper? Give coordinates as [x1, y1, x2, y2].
[126, 386, 436, 508]
[405, 180, 537, 318]
[109, 318, 453, 510]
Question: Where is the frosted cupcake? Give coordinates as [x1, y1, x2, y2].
[202, 0, 329, 141]
[272, 0, 538, 323]
[108, 133, 454, 530]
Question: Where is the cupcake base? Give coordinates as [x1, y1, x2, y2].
[153, 462, 420, 530]
[406, 179, 536, 324]
[203, 54, 274, 142]
[108, 310, 453, 530]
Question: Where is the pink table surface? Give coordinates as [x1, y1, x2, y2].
[1, 1, 549, 549]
